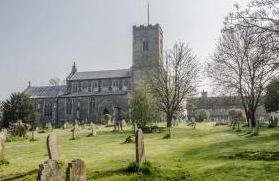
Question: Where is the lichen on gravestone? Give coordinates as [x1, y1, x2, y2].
[66, 159, 86, 181]
[135, 128, 145, 166]
[46, 133, 60, 161]
[37, 160, 61, 181]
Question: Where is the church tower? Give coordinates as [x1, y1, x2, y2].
[131, 24, 164, 89]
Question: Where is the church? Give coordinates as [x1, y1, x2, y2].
[23, 24, 164, 126]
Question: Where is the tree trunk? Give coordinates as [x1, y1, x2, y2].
[167, 115, 173, 137]
[32, 131, 35, 140]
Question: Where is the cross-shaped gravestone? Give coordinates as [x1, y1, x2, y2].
[37, 160, 61, 181]
[135, 129, 145, 166]
[66, 159, 86, 181]
[46, 133, 60, 161]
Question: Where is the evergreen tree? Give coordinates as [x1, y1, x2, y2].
[1, 92, 40, 129]
[264, 78, 279, 113]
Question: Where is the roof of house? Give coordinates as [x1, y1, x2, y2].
[23, 85, 67, 98]
[67, 69, 131, 81]
[188, 96, 243, 110]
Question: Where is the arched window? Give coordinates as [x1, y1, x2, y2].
[44, 103, 52, 117]
[66, 99, 72, 115]
[143, 40, 149, 51]
[89, 97, 95, 114]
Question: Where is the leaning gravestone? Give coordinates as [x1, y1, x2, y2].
[135, 129, 145, 166]
[47, 133, 60, 161]
[66, 159, 86, 181]
[37, 160, 61, 181]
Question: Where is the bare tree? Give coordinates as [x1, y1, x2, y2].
[232, 0, 279, 53]
[208, 17, 279, 134]
[49, 77, 61, 86]
[148, 42, 199, 137]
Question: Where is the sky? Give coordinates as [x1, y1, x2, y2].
[0, 0, 249, 100]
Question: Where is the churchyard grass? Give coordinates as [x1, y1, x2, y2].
[1, 123, 279, 180]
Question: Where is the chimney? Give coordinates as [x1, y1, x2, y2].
[201, 90, 207, 98]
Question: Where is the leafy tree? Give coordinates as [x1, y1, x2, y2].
[1, 93, 40, 130]
[193, 109, 210, 122]
[129, 84, 159, 128]
[264, 78, 279, 113]
[228, 109, 246, 130]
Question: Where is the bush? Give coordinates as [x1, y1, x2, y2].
[123, 135, 135, 143]
[5, 134, 30, 142]
[0, 158, 10, 165]
[228, 109, 246, 130]
[125, 161, 155, 175]
[9, 120, 30, 137]
[193, 109, 210, 122]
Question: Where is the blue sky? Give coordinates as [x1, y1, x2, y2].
[0, 0, 248, 100]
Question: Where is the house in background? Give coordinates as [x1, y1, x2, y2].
[187, 91, 268, 122]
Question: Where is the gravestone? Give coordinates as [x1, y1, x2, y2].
[47, 133, 60, 161]
[90, 122, 96, 136]
[46, 122, 52, 132]
[63, 122, 69, 129]
[72, 124, 79, 139]
[37, 160, 61, 181]
[0, 137, 4, 161]
[135, 129, 145, 165]
[66, 159, 86, 181]
[0, 131, 6, 142]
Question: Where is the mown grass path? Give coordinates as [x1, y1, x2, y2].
[1, 123, 279, 180]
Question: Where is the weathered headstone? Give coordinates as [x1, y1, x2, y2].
[90, 122, 96, 136]
[63, 122, 69, 129]
[0, 130, 6, 142]
[0, 137, 4, 161]
[135, 129, 145, 166]
[47, 133, 60, 161]
[46, 122, 52, 132]
[72, 124, 79, 139]
[37, 160, 61, 181]
[66, 159, 86, 181]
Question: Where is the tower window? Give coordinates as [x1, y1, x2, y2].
[143, 40, 149, 51]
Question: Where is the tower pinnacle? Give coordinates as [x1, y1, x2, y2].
[71, 62, 77, 74]
[148, 2, 150, 25]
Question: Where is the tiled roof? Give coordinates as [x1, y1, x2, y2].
[23, 85, 67, 98]
[68, 69, 130, 81]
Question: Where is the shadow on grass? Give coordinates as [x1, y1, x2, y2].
[181, 130, 279, 160]
[87, 162, 190, 181]
[221, 150, 279, 161]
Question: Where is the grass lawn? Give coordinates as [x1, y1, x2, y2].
[1, 123, 279, 180]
